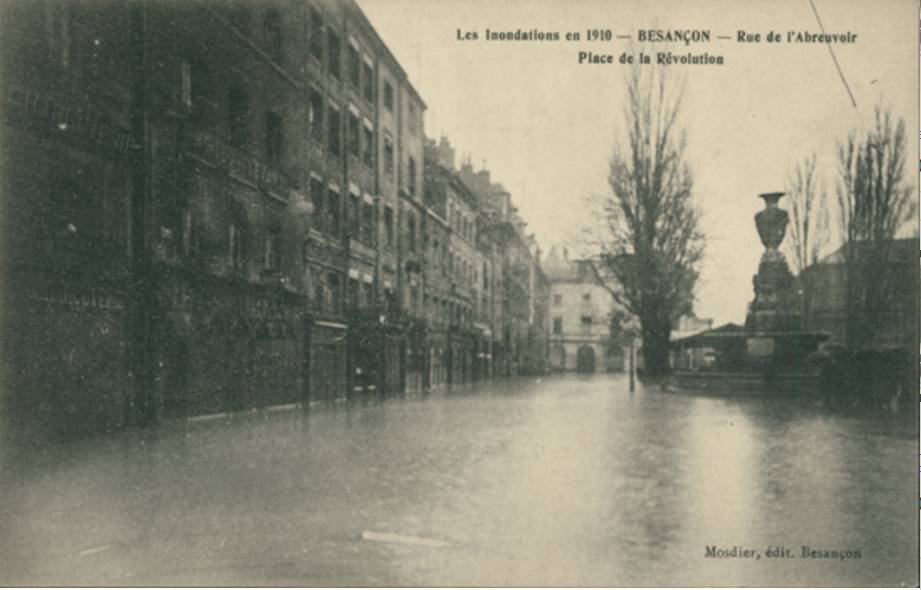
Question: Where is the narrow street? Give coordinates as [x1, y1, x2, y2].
[1, 373, 916, 586]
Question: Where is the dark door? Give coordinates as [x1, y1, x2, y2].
[576, 345, 596, 373]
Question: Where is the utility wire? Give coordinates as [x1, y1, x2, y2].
[807, 0, 858, 112]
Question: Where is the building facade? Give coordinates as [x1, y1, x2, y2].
[544, 251, 630, 373]
[1, 0, 551, 438]
[801, 239, 918, 350]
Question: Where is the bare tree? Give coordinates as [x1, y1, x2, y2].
[835, 105, 915, 348]
[784, 152, 828, 324]
[588, 64, 704, 377]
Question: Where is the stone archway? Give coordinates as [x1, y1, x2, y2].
[576, 345, 596, 373]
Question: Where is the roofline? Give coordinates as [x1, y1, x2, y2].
[347, 0, 427, 109]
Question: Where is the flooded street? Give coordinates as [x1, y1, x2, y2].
[1, 373, 916, 586]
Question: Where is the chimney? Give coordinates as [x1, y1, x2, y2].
[437, 135, 455, 170]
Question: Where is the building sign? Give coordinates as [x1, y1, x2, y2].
[185, 130, 289, 197]
[4, 87, 133, 156]
[29, 285, 126, 311]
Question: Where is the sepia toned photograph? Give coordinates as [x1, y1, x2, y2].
[0, 0, 918, 586]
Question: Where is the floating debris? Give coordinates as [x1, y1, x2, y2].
[360, 531, 449, 548]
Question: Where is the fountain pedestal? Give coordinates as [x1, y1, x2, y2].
[743, 192, 825, 367]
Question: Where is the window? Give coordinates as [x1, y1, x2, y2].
[363, 126, 374, 167]
[228, 86, 248, 148]
[362, 202, 374, 245]
[348, 43, 360, 88]
[308, 87, 323, 141]
[553, 318, 563, 335]
[407, 156, 417, 196]
[229, 223, 244, 268]
[582, 293, 591, 302]
[348, 277, 360, 309]
[408, 101, 417, 134]
[264, 224, 281, 271]
[362, 61, 374, 102]
[383, 134, 394, 175]
[264, 10, 283, 63]
[383, 80, 394, 112]
[349, 193, 360, 238]
[265, 111, 283, 165]
[327, 273, 341, 314]
[180, 59, 192, 109]
[327, 105, 341, 155]
[553, 294, 562, 306]
[310, 177, 325, 233]
[308, 7, 323, 62]
[327, 188, 341, 239]
[347, 111, 360, 157]
[182, 209, 200, 259]
[327, 28, 340, 80]
[407, 212, 416, 252]
[384, 206, 394, 247]
[581, 315, 592, 332]
[363, 281, 374, 310]
[314, 280, 324, 310]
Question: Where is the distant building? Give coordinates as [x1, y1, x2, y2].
[801, 238, 918, 350]
[669, 314, 714, 371]
[544, 251, 631, 373]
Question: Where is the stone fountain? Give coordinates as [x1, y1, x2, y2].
[669, 192, 828, 394]
[743, 192, 826, 368]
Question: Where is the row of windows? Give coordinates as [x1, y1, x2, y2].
[426, 295, 473, 328]
[234, 3, 419, 132]
[552, 316, 594, 335]
[447, 203, 475, 243]
[173, 210, 283, 273]
[181, 61, 423, 198]
[552, 293, 592, 306]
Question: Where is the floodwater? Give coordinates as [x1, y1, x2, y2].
[0, 374, 916, 586]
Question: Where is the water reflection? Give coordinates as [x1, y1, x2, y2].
[0, 374, 916, 586]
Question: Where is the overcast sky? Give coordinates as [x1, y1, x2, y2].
[358, 0, 918, 325]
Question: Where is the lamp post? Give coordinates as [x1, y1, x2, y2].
[623, 327, 638, 393]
